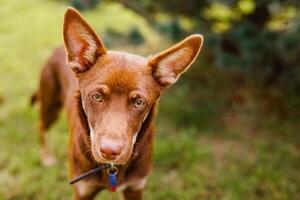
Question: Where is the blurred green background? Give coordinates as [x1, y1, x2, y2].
[0, 0, 299, 199]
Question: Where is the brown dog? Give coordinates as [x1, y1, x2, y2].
[32, 7, 203, 200]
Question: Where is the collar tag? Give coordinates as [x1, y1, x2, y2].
[107, 166, 118, 192]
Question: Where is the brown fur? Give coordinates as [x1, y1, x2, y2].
[33, 7, 203, 200]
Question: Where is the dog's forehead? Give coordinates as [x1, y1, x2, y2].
[107, 51, 147, 65]
[82, 51, 155, 92]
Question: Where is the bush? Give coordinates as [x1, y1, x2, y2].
[69, 0, 100, 10]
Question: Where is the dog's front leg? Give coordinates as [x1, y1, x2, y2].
[72, 193, 97, 200]
[121, 174, 148, 200]
[122, 188, 143, 200]
[72, 181, 102, 200]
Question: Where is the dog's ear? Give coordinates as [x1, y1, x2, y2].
[63, 7, 106, 73]
[149, 34, 203, 88]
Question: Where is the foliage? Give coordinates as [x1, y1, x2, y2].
[70, 0, 101, 10]
[114, 0, 300, 127]
[128, 27, 145, 44]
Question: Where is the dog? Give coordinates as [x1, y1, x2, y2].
[32, 7, 203, 200]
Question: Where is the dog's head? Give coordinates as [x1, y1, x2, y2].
[63, 8, 203, 165]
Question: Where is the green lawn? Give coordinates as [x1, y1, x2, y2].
[0, 0, 299, 199]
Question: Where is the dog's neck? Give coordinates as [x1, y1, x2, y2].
[75, 90, 90, 136]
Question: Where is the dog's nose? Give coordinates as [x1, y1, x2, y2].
[99, 141, 122, 160]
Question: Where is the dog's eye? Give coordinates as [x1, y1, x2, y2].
[91, 92, 103, 102]
[134, 98, 146, 108]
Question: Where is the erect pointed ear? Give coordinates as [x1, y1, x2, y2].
[149, 34, 203, 88]
[63, 7, 106, 73]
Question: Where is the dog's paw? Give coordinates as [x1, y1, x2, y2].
[41, 149, 56, 167]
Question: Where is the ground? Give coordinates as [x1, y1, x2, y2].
[0, 0, 299, 199]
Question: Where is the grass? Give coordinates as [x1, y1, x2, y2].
[0, 0, 299, 199]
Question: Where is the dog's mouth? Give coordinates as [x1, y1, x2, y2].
[88, 126, 139, 165]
